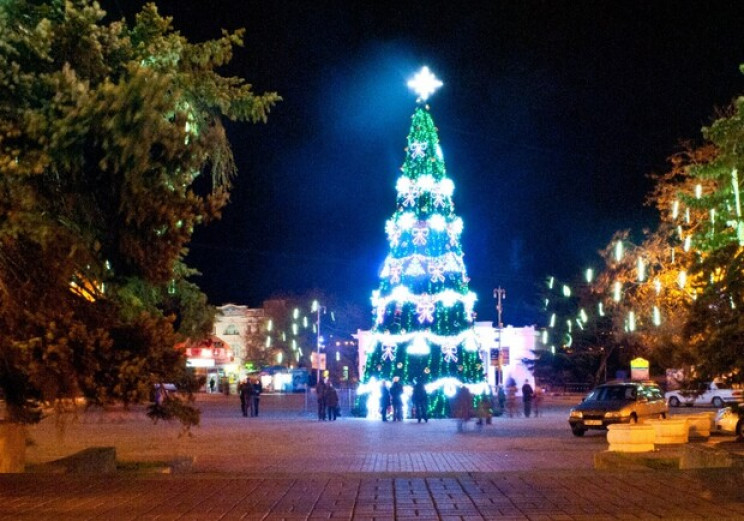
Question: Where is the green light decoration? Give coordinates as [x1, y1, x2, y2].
[733, 168, 744, 245]
[360, 67, 486, 419]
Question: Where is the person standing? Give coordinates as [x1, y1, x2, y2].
[412, 379, 428, 423]
[316, 378, 327, 421]
[522, 379, 534, 418]
[239, 379, 252, 417]
[497, 385, 506, 415]
[251, 378, 262, 417]
[506, 382, 517, 418]
[209, 377, 216, 394]
[325, 381, 339, 421]
[453, 385, 472, 432]
[380, 381, 391, 421]
[390, 378, 404, 422]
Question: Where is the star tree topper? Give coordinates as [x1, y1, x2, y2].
[407, 66, 443, 102]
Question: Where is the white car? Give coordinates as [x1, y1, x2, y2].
[714, 403, 743, 437]
[665, 382, 742, 408]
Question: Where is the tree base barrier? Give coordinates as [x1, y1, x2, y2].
[0, 422, 26, 473]
[606, 423, 655, 452]
[645, 418, 689, 444]
[674, 412, 714, 440]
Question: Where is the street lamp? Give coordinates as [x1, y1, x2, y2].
[493, 287, 506, 328]
[493, 287, 506, 387]
[312, 300, 326, 383]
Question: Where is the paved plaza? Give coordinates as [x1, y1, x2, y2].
[2, 393, 744, 519]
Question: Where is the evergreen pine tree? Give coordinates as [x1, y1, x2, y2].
[361, 68, 486, 418]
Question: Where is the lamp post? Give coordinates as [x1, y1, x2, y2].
[493, 287, 506, 387]
[312, 300, 326, 384]
[493, 287, 506, 328]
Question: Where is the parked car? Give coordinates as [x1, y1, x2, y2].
[714, 402, 744, 437]
[665, 381, 742, 408]
[568, 382, 668, 437]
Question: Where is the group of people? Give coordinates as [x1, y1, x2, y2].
[315, 378, 340, 421]
[238, 378, 262, 417]
[379, 378, 429, 422]
[498, 378, 542, 418]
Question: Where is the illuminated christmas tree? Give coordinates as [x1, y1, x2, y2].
[360, 67, 487, 418]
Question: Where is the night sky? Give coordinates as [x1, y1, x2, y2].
[105, 1, 744, 327]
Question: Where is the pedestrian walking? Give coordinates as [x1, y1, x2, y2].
[497, 385, 506, 415]
[325, 381, 339, 421]
[209, 377, 216, 394]
[390, 377, 404, 421]
[316, 378, 327, 421]
[251, 378, 262, 417]
[238, 379, 253, 417]
[453, 385, 472, 432]
[380, 381, 391, 421]
[506, 382, 517, 418]
[522, 379, 534, 418]
[412, 378, 429, 423]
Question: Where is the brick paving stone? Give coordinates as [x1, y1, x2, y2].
[11, 397, 744, 520]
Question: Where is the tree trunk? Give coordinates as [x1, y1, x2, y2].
[0, 422, 26, 473]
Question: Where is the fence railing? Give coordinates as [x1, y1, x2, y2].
[557, 383, 592, 394]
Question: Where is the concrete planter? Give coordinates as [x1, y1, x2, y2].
[645, 418, 689, 445]
[675, 412, 714, 440]
[607, 423, 655, 452]
[0, 422, 26, 473]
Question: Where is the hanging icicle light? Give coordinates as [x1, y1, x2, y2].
[598, 302, 605, 317]
[628, 311, 636, 332]
[548, 276, 555, 289]
[654, 279, 662, 295]
[637, 258, 645, 282]
[613, 281, 622, 302]
[615, 241, 624, 262]
[585, 268, 594, 283]
[684, 235, 691, 252]
[549, 313, 556, 328]
[678, 271, 687, 289]
[695, 183, 702, 199]
[672, 200, 679, 219]
[653, 306, 661, 326]
[562, 284, 571, 297]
